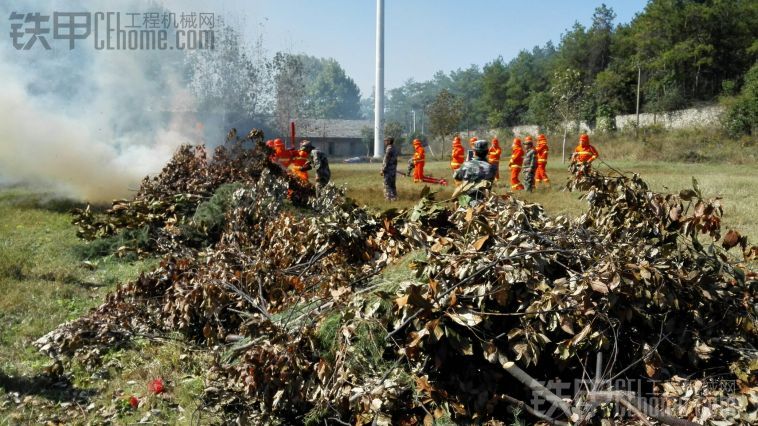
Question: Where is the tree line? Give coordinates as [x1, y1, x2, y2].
[185, 24, 364, 137]
[186, 0, 756, 143]
[385, 0, 757, 139]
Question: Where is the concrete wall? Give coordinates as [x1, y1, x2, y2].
[614, 105, 723, 131]
[460, 104, 724, 138]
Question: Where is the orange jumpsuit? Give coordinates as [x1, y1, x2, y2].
[290, 149, 309, 182]
[508, 138, 525, 190]
[412, 139, 425, 183]
[451, 137, 465, 171]
[487, 138, 502, 180]
[273, 138, 292, 168]
[535, 134, 549, 185]
[573, 134, 599, 175]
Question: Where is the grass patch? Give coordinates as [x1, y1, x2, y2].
[314, 313, 342, 363]
[331, 158, 758, 242]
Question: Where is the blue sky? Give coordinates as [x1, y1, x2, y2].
[164, 0, 648, 94]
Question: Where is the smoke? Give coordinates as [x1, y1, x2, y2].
[0, 1, 210, 202]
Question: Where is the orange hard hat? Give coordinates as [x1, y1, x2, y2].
[538, 134, 547, 142]
[580, 134, 589, 143]
[413, 138, 422, 145]
[454, 136, 461, 142]
[274, 138, 285, 147]
[265, 139, 274, 147]
[469, 137, 477, 143]
[492, 138, 500, 146]
[525, 136, 533, 142]
[513, 138, 522, 145]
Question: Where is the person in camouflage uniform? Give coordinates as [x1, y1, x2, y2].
[522, 138, 536, 192]
[380, 137, 398, 201]
[453, 140, 496, 201]
[299, 140, 331, 189]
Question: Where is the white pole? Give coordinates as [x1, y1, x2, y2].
[411, 110, 416, 133]
[373, 0, 384, 158]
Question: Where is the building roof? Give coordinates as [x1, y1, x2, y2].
[297, 118, 373, 139]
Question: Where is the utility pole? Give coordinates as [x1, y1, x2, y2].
[411, 110, 416, 133]
[635, 64, 641, 138]
[373, 0, 384, 158]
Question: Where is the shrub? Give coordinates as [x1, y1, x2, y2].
[722, 62, 758, 136]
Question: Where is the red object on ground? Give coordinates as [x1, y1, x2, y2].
[419, 175, 448, 186]
[148, 378, 165, 394]
[129, 395, 139, 408]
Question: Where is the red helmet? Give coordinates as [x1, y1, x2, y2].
[525, 136, 533, 143]
[513, 138, 522, 146]
[580, 134, 589, 143]
[538, 134, 547, 142]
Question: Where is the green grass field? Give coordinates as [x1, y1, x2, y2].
[331, 159, 758, 241]
[0, 158, 756, 423]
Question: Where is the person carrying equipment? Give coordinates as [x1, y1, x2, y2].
[412, 138, 426, 183]
[299, 140, 331, 189]
[273, 138, 292, 169]
[508, 138, 525, 191]
[290, 145, 310, 182]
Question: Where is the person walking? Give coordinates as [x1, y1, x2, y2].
[522, 138, 536, 192]
[487, 137, 502, 181]
[412, 139, 426, 183]
[534, 134, 550, 187]
[508, 138, 525, 191]
[380, 137, 398, 201]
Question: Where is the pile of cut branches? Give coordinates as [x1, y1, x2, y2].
[36, 133, 756, 425]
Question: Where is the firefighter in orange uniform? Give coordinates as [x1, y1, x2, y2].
[469, 136, 478, 149]
[535, 134, 550, 186]
[571, 133, 599, 175]
[487, 137, 502, 180]
[412, 139, 426, 183]
[450, 136, 465, 171]
[273, 138, 292, 169]
[508, 137, 525, 190]
[290, 144, 310, 182]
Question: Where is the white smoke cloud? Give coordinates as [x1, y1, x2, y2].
[0, 1, 212, 202]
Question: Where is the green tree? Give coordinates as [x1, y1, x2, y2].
[306, 59, 362, 119]
[426, 89, 463, 159]
[384, 120, 405, 151]
[551, 68, 586, 162]
[272, 52, 306, 135]
[722, 61, 758, 136]
[481, 58, 510, 128]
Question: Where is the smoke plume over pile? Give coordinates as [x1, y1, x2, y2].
[0, 1, 208, 202]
